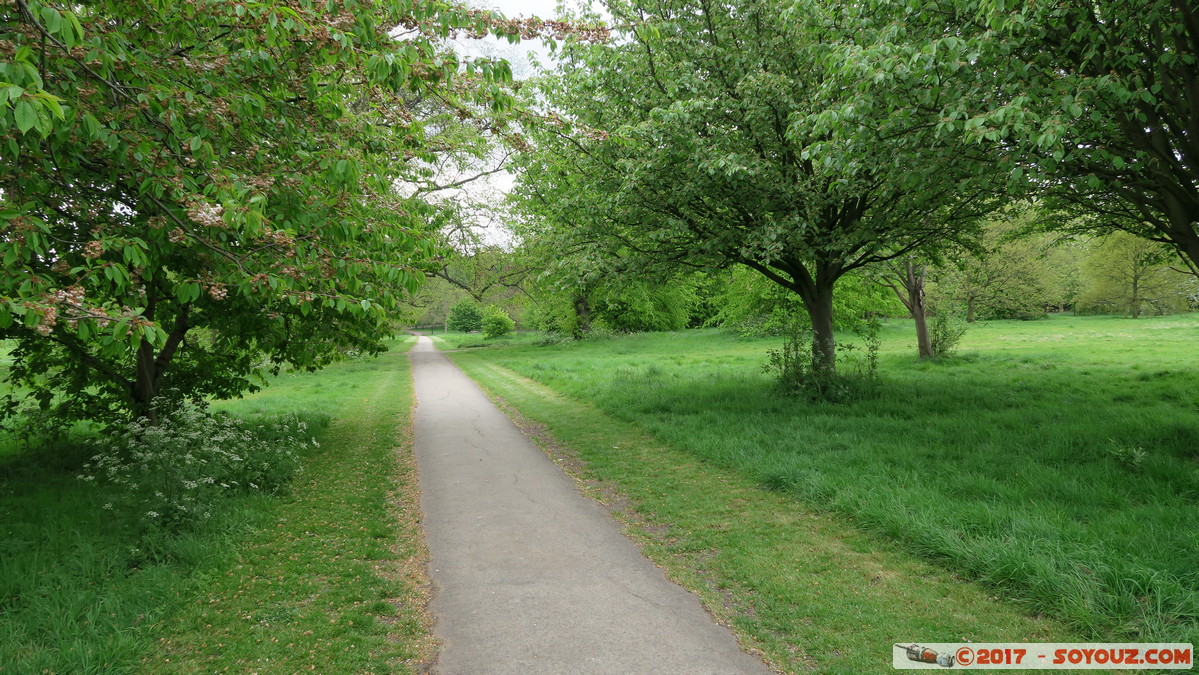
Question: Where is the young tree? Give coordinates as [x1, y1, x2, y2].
[876, 258, 934, 358]
[0, 0, 540, 424]
[447, 299, 485, 332]
[516, 0, 1006, 374]
[1078, 232, 1196, 317]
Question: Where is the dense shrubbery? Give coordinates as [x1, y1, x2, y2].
[447, 299, 485, 332]
[524, 278, 699, 337]
[79, 399, 318, 531]
[482, 306, 516, 339]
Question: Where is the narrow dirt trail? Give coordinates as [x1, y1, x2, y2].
[410, 336, 769, 674]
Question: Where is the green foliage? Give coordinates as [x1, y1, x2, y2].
[482, 305, 515, 339]
[931, 211, 1078, 321]
[846, 1, 1199, 271]
[446, 299, 484, 333]
[593, 280, 697, 333]
[0, 0, 524, 426]
[714, 268, 904, 337]
[517, 0, 1003, 371]
[524, 273, 699, 337]
[79, 398, 313, 531]
[928, 312, 968, 357]
[1076, 232, 1197, 317]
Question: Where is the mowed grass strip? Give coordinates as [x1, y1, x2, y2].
[450, 358, 1080, 674]
[147, 343, 432, 673]
[447, 314, 1199, 647]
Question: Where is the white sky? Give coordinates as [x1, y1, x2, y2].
[436, 0, 605, 248]
[451, 0, 606, 75]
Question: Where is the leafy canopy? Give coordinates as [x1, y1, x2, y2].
[0, 0, 557, 423]
[515, 0, 1007, 370]
[842, 0, 1199, 269]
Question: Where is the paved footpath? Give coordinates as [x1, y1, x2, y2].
[410, 336, 771, 674]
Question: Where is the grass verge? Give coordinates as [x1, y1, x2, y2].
[0, 339, 430, 674]
[450, 357, 1080, 674]
[422, 330, 546, 351]
[146, 340, 431, 673]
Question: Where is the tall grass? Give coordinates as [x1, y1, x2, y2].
[451, 315, 1199, 643]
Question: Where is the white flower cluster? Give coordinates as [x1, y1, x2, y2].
[78, 397, 317, 531]
[186, 202, 224, 228]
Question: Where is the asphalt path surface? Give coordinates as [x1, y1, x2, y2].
[410, 336, 770, 674]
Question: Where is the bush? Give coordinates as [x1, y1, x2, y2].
[78, 398, 316, 531]
[763, 318, 880, 402]
[482, 306, 515, 339]
[928, 312, 968, 357]
[446, 299, 484, 332]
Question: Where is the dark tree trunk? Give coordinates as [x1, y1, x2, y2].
[966, 296, 977, 323]
[132, 341, 159, 422]
[1162, 194, 1199, 274]
[801, 283, 836, 374]
[572, 294, 591, 339]
[129, 304, 190, 421]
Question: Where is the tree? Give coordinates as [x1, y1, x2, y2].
[516, 0, 1006, 374]
[930, 210, 1079, 322]
[481, 305, 516, 338]
[519, 247, 701, 336]
[0, 0, 540, 424]
[850, 1, 1199, 272]
[1077, 232, 1196, 317]
[876, 258, 934, 358]
[447, 299, 485, 332]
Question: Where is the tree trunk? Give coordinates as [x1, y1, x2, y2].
[892, 260, 931, 358]
[966, 296, 977, 323]
[130, 305, 190, 421]
[802, 283, 836, 374]
[911, 294, 932, 359]
[132, 341, 159, 422]
[1130, 276, 1141, 318]
[1162, 194, 1199, 273]
[572, 294, 591, 339]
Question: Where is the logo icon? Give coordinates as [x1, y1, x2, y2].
[898, 644, 956, 668]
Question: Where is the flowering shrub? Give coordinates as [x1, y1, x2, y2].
[78, 399, 316, 530]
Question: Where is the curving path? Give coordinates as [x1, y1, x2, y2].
[410, 336, 770, 674]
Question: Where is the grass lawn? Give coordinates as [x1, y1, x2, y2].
[0, 338, 430, 674]
[446, 314, 1199, 652]
[424, 329, 546, 351]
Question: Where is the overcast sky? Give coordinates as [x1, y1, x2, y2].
[436, 0, 600, 247]
[450, 0, 603, 75]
